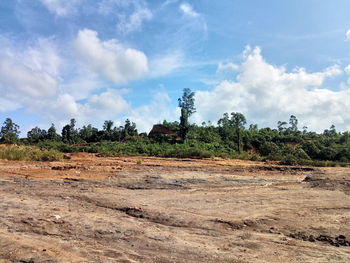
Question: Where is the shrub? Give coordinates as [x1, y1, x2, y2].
[259, 142, 279, 156]
[281, 154, 298, 165]
[0, 146, 63, 161]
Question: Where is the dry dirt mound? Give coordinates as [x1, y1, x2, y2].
[303, 175, 350, 194]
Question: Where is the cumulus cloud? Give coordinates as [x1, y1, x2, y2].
[0, 38, 60, 113]
[0, 35, 134, 130]
[72, 29, 148, 84]
[23, 38, 62, 77]
[346, 29, 350, 41]
[126, 92, 176, 132]
[179, 2, 199, 18]
[345, 65, 350, 73]
[0, 58, 58, 98]
[81, 89, 130, 122]
[194, 46, 349, 132]
[39, 0, 82, 16]
[25, 88, 131, 130]
[345, 65, 350, 84]
[46, 90, 174, 132]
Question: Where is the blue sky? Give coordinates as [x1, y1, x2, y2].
[1, 0, 350, 134]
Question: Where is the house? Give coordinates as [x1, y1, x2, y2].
[148, 124, 176, 137]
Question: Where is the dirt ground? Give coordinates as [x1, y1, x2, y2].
[0, 153, 349, 263]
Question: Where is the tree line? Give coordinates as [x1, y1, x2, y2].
[1, 88, 350, 166]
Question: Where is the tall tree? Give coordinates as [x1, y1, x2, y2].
[218, 112, 246, 153]
[218, 113, 235, 141]
[277, 121, 287, 132]
[0, 118, 20, 144]
[47, 123, 59, 141]
[288, 115, 298, 133]
[103, 120, 114, 141]
[61, 118, 79, 144]
[178, 88, 196, 141]
[122, 119, 138, 139]
[230, 112, 246, 153]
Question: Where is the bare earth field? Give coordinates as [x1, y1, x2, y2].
[0, 153, 349, 263]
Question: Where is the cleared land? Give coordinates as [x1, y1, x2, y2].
[0, 153, 349, 263]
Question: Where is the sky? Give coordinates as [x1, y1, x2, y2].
[1, 0, 350, 135]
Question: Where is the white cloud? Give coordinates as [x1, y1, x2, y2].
[345, 65, 350, 84]
[179, 2, 199, 18]
[98, 0, 152, 34]
[194, 46, 350, 132]
[345, 65, 350, 74]
[82, 89, 130, 122]
[346, 29, 350, 41]
[0, 35, 133, 130]
[0, 38, 60, 113]
[60, 71, 102, 101]
[117, 7, 152, 34]
[45, 94, 80, 120]
[126, 92, 176, 132]
[217, 62, 240, 73]
[177, 2, 207, 41]
[149, 51, 184, 77]
[32, 89, 131, 129]
[0, 97, 20, 112]
[162, 0, 179, 7]
[24, 38, 62, 77]
[0, 58, 58, 98]
[39, 0, 82, 16]
[72, 29, 148, 84]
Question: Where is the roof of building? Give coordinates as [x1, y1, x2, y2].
[149, 124, 176, 136]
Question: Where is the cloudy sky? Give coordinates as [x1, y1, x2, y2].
[1, 0, 350, 134]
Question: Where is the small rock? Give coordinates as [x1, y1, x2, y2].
[336, 235, 346, 240]
[53, 215, 61, 220]
[308, 235, 315, 242]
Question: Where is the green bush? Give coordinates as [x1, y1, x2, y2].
[0, 146, 63, 161]
[259, 141, 279, 156]
[281, 154, 298, 165]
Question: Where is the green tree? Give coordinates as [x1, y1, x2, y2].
[79, 124, 99, 142]
[162, 120, 180, 131]
[103, 120, 114, 141]
[62, 118, 79, 144]
[27, 127, 47, 143]
[302, 126, 308, 134]
[178, 88, 196, 141]
[277, 121, 287, 132]
[121, 119, 138, 140]
[231, 112, 246, 153]
[288, 115, 298, 133]
[249, 124, 258, 131]
[47, 123, 59, 141]
[323, 124, 337, 137]
[0, 118, 20, 144]
[218, 112, 246, 153]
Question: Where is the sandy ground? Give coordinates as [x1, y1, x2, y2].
[0, 153, 349, 263]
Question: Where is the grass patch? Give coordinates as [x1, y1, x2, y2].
[0, 146, 63, 161]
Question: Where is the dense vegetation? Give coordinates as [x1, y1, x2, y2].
[1, 88, 350, 166]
